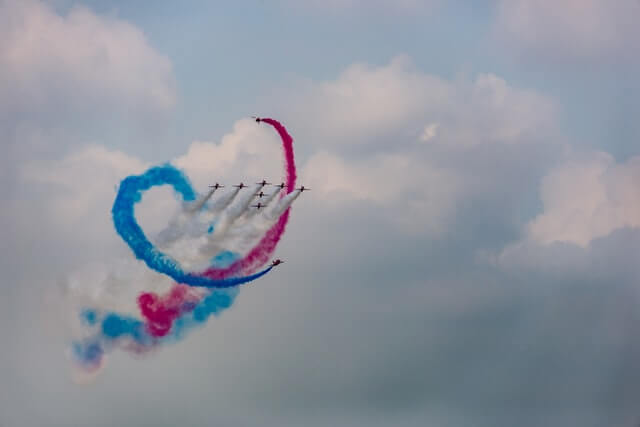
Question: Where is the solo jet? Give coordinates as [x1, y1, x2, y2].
[271, 259, 284, 267]
[252, 116, 262, 123]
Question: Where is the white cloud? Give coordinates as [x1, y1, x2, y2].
[527, 152, 640, 247]
[420, 123, 439, 142]
[302, 150, 460, 234]
[275, 56, 559, 234]
[5, 38, 638, 424]
[0, 0, 175, 115]
[494, 0, 640, 62]
[284, 56, 555, 148]
[22, 145, 148, 242]
[174, 119, 284, 189]
[493, 150, 640, 280]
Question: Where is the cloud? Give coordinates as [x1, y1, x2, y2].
[22, 145, 147, 239]
[174, 119, 284, 188]
[0, 0, 178, 281]
[276, 56, 559, 235]
[6, 43, 639, 426]
[496, 227, 640, 282]
[0, 0, 175, 116]
[493, 150, 640, 283]
[302, 150, 460, 234]
[420, 123, 439, 142]
[282, 56, 556, 148]
[493, 0, 640, 63]
[527, 152, 640, 247]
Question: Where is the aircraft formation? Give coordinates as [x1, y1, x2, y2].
[210, 180, 310, 198]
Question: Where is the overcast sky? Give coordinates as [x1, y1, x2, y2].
[2, 1, 640, 426]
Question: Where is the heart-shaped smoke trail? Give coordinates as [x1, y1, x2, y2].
[110, 117, 296, 287]
[70, 118, 299, 377]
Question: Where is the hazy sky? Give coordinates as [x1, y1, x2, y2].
[2, 1, 640, 426]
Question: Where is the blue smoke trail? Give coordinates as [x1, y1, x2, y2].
[71, 251, 246, 370]
[112, 164, 272, 288]
[73, 288, 241, 368]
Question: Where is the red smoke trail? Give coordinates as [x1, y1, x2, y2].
[138, 284, 200, 337]
[200, 118, 296, 279]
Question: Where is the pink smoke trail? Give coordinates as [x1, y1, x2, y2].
[138, 284, 201, 337]
[199, 118, 296, 279]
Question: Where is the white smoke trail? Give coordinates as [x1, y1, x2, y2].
[242, 187, 282, 220]
[155, 188, 219, 248]
[208, 186, 241, 214]
[215, 190, 302, 256]
[209, 184, 262, 240]
[265, 190, 302, 221]
[184, 187, 217, 213]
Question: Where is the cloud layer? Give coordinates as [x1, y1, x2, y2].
[2, 2, 639, 426]
[0, 0, 175, 116]
[528, 152, 640, 247]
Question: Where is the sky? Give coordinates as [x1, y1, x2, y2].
[1, 0, 639, 426]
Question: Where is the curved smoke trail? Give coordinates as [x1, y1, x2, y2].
[112, 165, 273, 288]
[70, 118, 298, 375]
[111, 118, 295, 287]
[200, 118, 297, 278]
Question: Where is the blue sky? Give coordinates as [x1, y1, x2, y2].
[2, 1, 640, 426]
